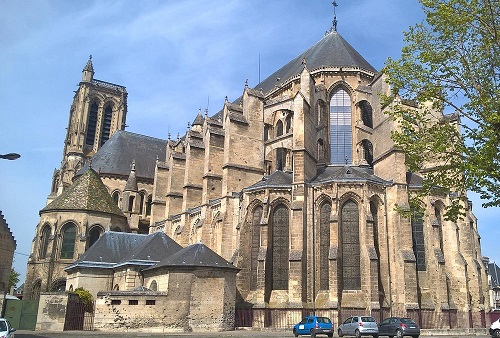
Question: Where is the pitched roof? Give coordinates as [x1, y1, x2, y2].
[147, 242, 239, 271]
[77, 130, 167, 180]
[40, 168, 125, 217]
[244, 171, 293, 192]
[65, 231, 182, 271]
[310, 165, 391, 185]
[256, 31, 377, 95]
[489, 262, 500, 287]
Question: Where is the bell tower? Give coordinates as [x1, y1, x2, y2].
[48, 56, 128, 202]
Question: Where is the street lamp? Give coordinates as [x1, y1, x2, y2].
[0, 153, 20, 160]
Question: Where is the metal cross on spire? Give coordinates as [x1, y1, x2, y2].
[325, 1, 339, 35]
[332, 1, 338, 32]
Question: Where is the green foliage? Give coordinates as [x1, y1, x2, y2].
[8, 268, 20, 290]
[383, 0, 500, 221]
[73, 287, 93, 312]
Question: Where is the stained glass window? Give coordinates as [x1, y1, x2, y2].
[272, 204, 289, 290]
[341, 200, 360, 290]
[60, 223, 76, 259]
[330, 88, 352, 164]
[251, 206, 263, 291]
[319, 203, 331, 290]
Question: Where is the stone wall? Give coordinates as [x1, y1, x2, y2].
[35, 293, 69, 331]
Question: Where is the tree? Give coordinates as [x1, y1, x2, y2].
[8, 268, 20, 290]
[73, 287, 93, 312]
[383, 0, 500, 221]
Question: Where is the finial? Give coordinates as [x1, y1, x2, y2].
[204, 108, 208, 118]
[225, 96, 228, 103]
[245, 79, 248, 87]
[302, 57, 307, 66]
[177, 132, 180, 140]
[89, 54, 92, 61]
[187, 121, 191, 130]
[131, 160, 136, 171]
[168, 132, 171, 140]
[332, 1, 338, 32]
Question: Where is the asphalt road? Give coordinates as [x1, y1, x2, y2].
[13, 330, 493, 338]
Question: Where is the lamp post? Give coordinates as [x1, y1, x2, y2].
[0, 153, 20, 160]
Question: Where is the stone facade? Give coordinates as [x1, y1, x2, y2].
[0, 211, 16, 294]
[24, 27, 489, 330]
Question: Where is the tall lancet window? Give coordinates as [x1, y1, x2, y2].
[86, 102, 99, 146]
[330, 88, 352, 164]
[100, 105, 113, 146]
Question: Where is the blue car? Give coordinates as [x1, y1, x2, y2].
[293, 315, 334, 337]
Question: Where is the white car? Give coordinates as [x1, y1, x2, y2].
[0, 318, 15, 338]
[491, 318, 500, 338]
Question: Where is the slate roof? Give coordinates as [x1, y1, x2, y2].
[65, 231, 182, 271]
[407, 172, 424, 188]
[77, 130, 167, 180]
[489, 262, 500, 287]
[147, 242, 239, 271]
[310, 165, 391, 185]
[244, 171, 293, 192]
[255, 31, 377, 95]
[41, 168, 125, 217]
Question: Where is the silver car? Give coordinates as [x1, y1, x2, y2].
[338, 315, 379, 338]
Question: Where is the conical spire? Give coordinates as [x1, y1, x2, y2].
[82, 55, 94, 82]
[124, 160, 138, 192]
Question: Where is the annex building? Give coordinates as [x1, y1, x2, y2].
[23, 20, 489, 331]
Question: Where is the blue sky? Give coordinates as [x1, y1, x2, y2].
[1, 0, 498, 285]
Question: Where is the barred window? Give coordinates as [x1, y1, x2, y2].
[341, 200, 360, 290]
[272, 204, 289, 290]
[319, 203, 331, 290]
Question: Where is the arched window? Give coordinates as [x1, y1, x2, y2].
[112, 191, 120, 206]
[359, 100, 373, 128]
[150, 280, 158, 291]
[264, 125, 270, 141]
[251, 206, 263, 291]
[60, 223, 77, 259]
[285, 114, 292, 134]
[39, 225, 51, 259]
[86, 102, 98, 146]
[100, 104, 113, 146]
[435, 207, 444, 251]
[362, 139, 374, 167]
[88, 226, 102, 248]
[276, 120, 284, 137]
[128, 196, 134, 212]
[146, 195, 152, 216]
[276, 148, 286, 171]
[341, 200, 360, 290]
[317, 100, 326, 125]
[139, 192, 145, 215]
[271, 204, 289, 290]
[411, 209, 426, 271]
[319, 202, 331, 290]
[330, 88, 352, 164]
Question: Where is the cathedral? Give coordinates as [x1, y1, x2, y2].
[24, 19, 488, 330]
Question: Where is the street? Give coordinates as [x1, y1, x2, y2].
[13, 330, 492, 338]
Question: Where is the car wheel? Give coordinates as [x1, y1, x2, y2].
[355, 329, 361, 338]
[373, 335, 379, 338]
[310, 328, 316, 337]
[328, 334, 333, 338]
[396, 329, 403, 338]
[293, 328, 298, 337]
[338, 328, 343, 337]
[493, 329, 500, 338]
[412, 335, 419, 338]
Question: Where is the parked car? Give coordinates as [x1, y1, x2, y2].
[293, 315, 334, 337]
[490, 318, 500, 337]
[338, 316, 378, 338]
[378, 317, 420, 338]
[0, 318, 16, 338]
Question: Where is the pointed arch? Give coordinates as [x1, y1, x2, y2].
[100, 103, 113, 146]
[340, 199, 360, 290]
[319, 201, 331, 290]
[39, 223, 51, 259]
[270, 203, 289, 291]
[329, 86, 352, 164]
[359, 100, 373, 128]
[87, 225, 103, 249]
[86, 100, 99, 146]
[251, 205, 263, 291]
[60, 222, 77, 259]
[276, 120, 284, 137]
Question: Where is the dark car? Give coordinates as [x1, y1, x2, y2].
[378, 317, 420, 338]
[293, 315, 334, 337]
